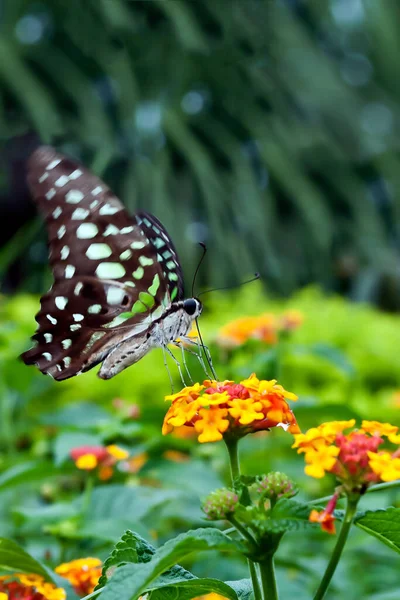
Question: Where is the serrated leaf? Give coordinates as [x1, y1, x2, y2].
[264, 498, 317, 533]
[99, 528, 242, 600]
[225, 579, 253, 600]
[149, 578, 238, 600]
[356, 508, 400, 553]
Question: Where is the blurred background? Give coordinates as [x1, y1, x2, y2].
[1, 0, 400, 308]
[1, 2, 400, 598]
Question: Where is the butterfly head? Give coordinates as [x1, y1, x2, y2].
[183, 298, 202, 318]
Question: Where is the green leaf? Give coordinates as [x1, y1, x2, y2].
[0, 537, 52, 579]
[149, 578, 238, 600]
[225, 579, 253, 600]
[99, 528, 242, 600]
[356, 508, 400, 553]
[308, 343, 355, 376]
[0, 461, 61, 491]
[265, 499, 317, 533]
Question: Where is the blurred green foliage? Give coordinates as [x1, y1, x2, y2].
[2, 0, 400, 299]
[1, 286, 400, 598]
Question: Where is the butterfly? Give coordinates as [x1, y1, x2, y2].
[21, 146, 203, 381]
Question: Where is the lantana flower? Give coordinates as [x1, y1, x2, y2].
[217, 310, 303, 348]
[70, 445, 129, 480]
[293, 420, 400, 533]
[55, 557, 102, 596]
[163, 374, 299, 443]
[0, 573, 65, 600]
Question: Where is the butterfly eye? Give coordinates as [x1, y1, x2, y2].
[183, 298, 201, 316]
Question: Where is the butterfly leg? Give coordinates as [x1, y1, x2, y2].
[164, 345, 187, 387]
[179, 336, 218, 381]
[175, 342, 194, 384]
[174, 341, 212, 380]
[161, 345, 175, 393]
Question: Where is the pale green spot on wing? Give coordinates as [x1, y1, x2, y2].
[139, 291, 155, 309]
[131, 241, 146, 250]
[95, 262, 126, 279]
[133, 266, 144, 279]
[168, 272, 179, 281]
[86, 243, 112, 259]
[139, 256, 154, 267]
[148, 273, 160, 296]
[170, 287, 178, 301]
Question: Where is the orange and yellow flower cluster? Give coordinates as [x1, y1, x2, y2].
[163, 374, 300, 443]
[55, 557, 102, 596]
[217, 310, 303, 348]
[293, 419, 400, 486]
[0, 573, 66, 600]
[70, 444, 129, 480]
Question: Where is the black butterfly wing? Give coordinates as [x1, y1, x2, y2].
[21, 146, 178, 380]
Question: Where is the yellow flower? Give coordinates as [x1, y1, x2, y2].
[165, 383, 204, 402]
[0, 574, 66, 600]
[304, 446, 340, 478]
[162, 375, 299, 443]
[55, 557, 102, 596]
[75, 454, 98, 470]
[106, 445, 129, 460]
[361, 421, 400, 444]
[194, 407, 230, 442]
[228, 398, 264, 425]
[368, 451, 400, 482]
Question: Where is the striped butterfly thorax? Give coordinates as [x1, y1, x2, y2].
[21, 146, 202, 380]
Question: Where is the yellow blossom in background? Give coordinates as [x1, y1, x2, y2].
[293, 419, 400, 489]
[163, 374, 299, 443]
[193, 594, 230, 600]
[55, 557, 102, 597]
[70, 445, 129, 480]
[0, 573, 66, 600]
[216, 310, 303, 348]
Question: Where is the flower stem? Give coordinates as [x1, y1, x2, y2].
[313, 496, 359, 600]
[259, 554, 279, 600]
[225, 437, 241, 483]
[81, 474, 94, 516]
[248, 559, 263, 600]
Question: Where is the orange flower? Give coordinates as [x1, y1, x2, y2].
[294, 420, 400, 491]
[163, 374, 299, 443]
[70, 445, 129, 480]
[309, 493, 338, 534]
[55, 558, 102, 596]
[217, 310, 303, 348]
[0, 573, 65, 600]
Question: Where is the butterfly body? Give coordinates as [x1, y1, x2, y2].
[21, 146, 201, 380]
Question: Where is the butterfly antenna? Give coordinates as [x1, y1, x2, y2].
[198, 273, 260, 298]
[191, 243, 207, 298]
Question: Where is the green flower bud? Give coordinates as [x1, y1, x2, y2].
[202, 488, 239, 520]
[256, 472, 296, 500]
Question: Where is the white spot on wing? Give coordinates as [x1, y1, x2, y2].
[74, 282, 84, 295]
[55, 296, 68, 310]
[44, 333, 53, 343]
[104, 224, 119, 236]
[39, 173, 48, 182]
[70, 323, 81, 331]
[47, 314, 57, 325]
[76, 223, 98, 239]
[60, 246, 70, 260]
[55, 175, 69, 187]
[120, 226, 134, 234]
[69, 169, 82, 180]
[62, 339, 72, 349]
[63, 356, 71, 367]
[57, 225, 66, 239]
[52, 207, 62, 219]
[65, 265, 75, 279]
[91, 186, 103, 195]
[85, 243, 112, 260]
[107, 286, 126, 305]
[46, 189, 56, 200]
[88, 304, 102, 314]
[72, 208, 89, 220]
[42, 352, 52, 361]
[73, 313, 84, 321]
[46, 159, 61, 170]
[66, 190, 84, 204]
[99, 203, 120, 216]
[120, 249, 132, 260]
[95, 262, 126, 279]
